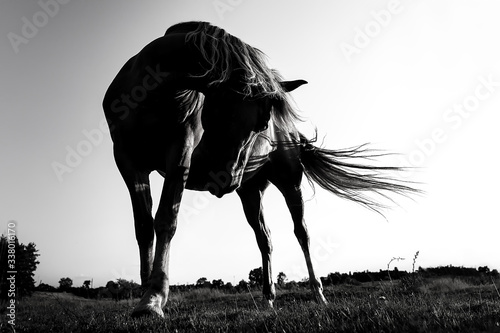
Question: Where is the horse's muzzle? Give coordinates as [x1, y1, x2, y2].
[204, 167, 241, 197]
[207, 182, 239, 198]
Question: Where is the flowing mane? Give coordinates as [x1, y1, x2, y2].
[167, 21, 302, 134]
[180, 21, 284, 98]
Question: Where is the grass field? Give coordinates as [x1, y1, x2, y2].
[2, 277, 500, 332]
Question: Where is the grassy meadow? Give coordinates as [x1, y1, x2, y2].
[2, 277, 500, 333]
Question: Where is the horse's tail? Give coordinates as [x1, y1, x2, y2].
[298, 133, 419, 215]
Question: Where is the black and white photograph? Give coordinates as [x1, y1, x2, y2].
[1, 1, 499, 331]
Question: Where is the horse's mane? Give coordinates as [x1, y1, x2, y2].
[179, 22, 283, 96]
[166, 21, 302, 134]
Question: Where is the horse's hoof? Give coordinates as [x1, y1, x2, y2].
[131, 305, 164, 318]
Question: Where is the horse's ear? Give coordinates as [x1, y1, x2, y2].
[280, 80, 308, 92]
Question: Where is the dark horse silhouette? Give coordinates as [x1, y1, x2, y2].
[103, 21, 417, 317]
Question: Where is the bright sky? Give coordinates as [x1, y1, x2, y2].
[1, 1, 499, 289]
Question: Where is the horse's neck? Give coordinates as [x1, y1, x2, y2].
[164, 21, 205, 35]
[129, 34, 208, 89]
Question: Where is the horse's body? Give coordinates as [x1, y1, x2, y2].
[103, 21, 416, 317]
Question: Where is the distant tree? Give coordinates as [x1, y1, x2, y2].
[224, 282, 234, 292]
[83, 280, 91, 289]
[212, 279, 224, 289]
[478, 266, 490, 275]
[196, 277, 208, 287]
[0, 234, 40, 299]
[128, 280, 142, 298]
[248, 267, 263, 286]
[106, 281, 122, 301]
[299, 277, 309, 288]
[277, 272, 287, 287]
[105, 279, 131, 301]
[491, 269, 499, 278]
[103, 278, 139, 300]
[117, 278, 133, 292]
[59, 277, 73, 291]
[236, 279, 248, 292]
[325, 272, 343, 285]
[36, 282, 56, 292]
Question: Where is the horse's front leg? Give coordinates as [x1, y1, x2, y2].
[132, 141, 192, 318]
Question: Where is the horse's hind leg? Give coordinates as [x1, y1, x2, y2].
[273, 177, 328, 305]
[114, 154, 154, 288]
[237, 177, 275, 307]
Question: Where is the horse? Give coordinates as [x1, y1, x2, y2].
[103, 21, 417, 317]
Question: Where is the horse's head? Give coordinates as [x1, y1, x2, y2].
[190, 79, 307, 197]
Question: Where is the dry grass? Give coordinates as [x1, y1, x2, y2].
[419, 277, 472, 294]
[4, 277, 500, 333]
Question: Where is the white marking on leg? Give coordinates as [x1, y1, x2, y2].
[135, 183, 150, 192]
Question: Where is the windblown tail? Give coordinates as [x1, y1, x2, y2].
[299, 134, 420, 215]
